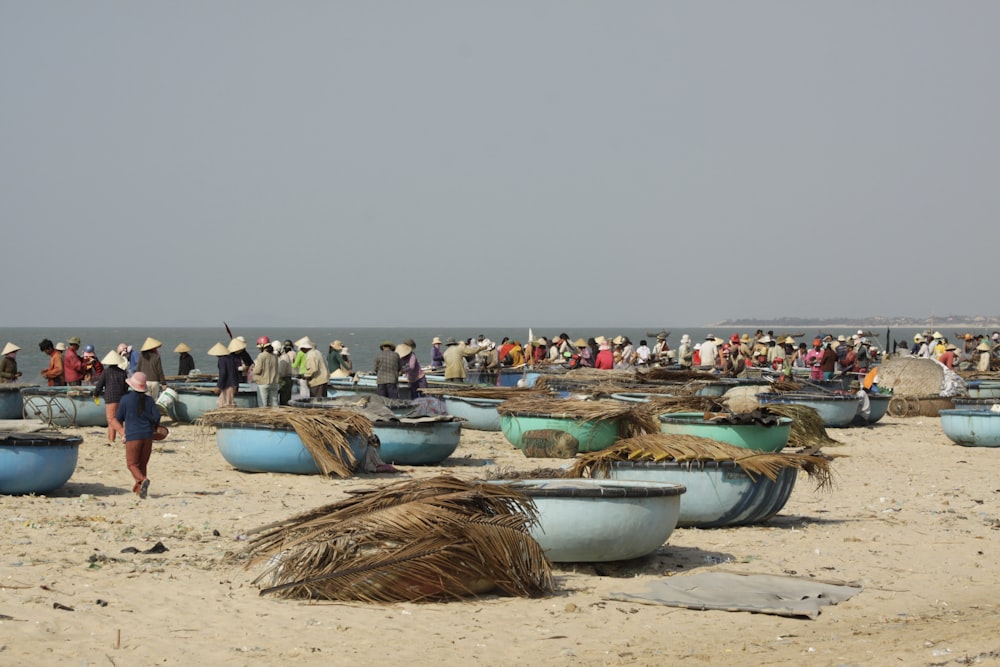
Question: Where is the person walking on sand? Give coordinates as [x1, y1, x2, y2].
[115, 371, 161, 499]
[94, 350, 129, 445]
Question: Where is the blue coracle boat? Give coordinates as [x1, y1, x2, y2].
[21, 386, 107, 427]
[756, 392, 861, 427]
[441, 395, 503, 431]
[939, 408, 1000, 447]
[214, 422, 368, 474]
[0, 431, 84, 494]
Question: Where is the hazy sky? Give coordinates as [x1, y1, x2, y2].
[3, 2, 998, 328]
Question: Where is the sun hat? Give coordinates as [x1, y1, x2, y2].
[656, 331, 667, 340]
[102, 350, 125, 367]
[67, 336, 81, 346]
[760, 335, 772, 344]
[713, 337, 725, 345]
[694, 343, 701, 350]
[594, 336, 607, 346]
[380, 340, 395, 349]
[295, 337, 315, 349]
[784, 336, 796, 345]
[330, 340, 344, 351]
[55, 342, 66, 351]
[679, 334, 690, 344]
[404, 339, 416, 348]
[228, 338, 246, 353]
[978, 342, 991, 351]
[706, 333, 715, 340]
[612, 336, 624, 345]
[445, 337, 458, 346]
[207, 342, 230, 356]
[174, 342, 192, 354]
[126, 371, 148, 393]
[140, 337, 162, 352]
[741, 334, 752, 344]
[535, 337, 548, 346]
[837, 335, 846, 342]
[2, 342, 20, 355]
[572, 338, 587, 348]
[395, 343, 413, 357]
[945, 343, 957, 351]
[432, 337, 442, 345]
[933, 331, 943, 339]
[914, 334, 924, 342]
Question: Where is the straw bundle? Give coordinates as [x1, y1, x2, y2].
[497, 397, 659, 438]
[243, 475, 553, 602]
[197, 407, 373, 478]
[567, 434, 834, 489]
[636, 368, 718, 383]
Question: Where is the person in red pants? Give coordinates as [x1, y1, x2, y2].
[114, 371, 161, 499]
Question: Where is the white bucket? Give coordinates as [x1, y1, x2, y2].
[156, 386, 178, 417]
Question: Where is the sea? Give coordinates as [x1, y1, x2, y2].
[0, 324, 980, 385]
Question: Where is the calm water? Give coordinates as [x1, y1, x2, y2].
[0, 325, 973, 385]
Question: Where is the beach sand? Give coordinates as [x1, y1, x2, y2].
[2, 415, 999, 666]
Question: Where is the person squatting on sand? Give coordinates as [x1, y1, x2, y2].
[115, 371, 161, 498]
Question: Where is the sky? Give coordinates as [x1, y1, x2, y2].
[2, 2, 998, 328]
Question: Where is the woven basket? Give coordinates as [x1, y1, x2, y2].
[887, 395, 954, 418]
[877, 357, 945, 396]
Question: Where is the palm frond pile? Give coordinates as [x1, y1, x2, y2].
[197, 407, 373, 478]
[567, 434, 834, 489]
[497, 396, 659, 438]
[243, 475, 553, 602]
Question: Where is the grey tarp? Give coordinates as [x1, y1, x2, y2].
[609, 571, 862, 619]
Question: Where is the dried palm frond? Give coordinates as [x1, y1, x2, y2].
[636, 368, 718, 383]
[567, 434, 834, 489]
[770, 381, 803, 392]
[760, 404, 840, 448]
[483, 466, 571, 480]
[243, 476, 553, 601]
[197, 407, 373, 478]
[497, 397, 659, 438]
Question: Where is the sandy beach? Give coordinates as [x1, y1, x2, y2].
[2, 414, 999, 666]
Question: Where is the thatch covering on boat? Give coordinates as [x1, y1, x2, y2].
[636, 368, 722, 384]
[197, 407, 373, 478]
[497, 397, 659, 438]
[876, 357, 966, 397]
[242, 475, 553, 602]
[418, 386, 548, 400]
[567, 434, 834, 488]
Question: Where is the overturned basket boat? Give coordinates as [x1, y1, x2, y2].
[0, 431, 84, 494]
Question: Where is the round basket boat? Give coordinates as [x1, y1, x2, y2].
[289, 397, 462, 465]
[609, 392, 669, 404]
[21, 386, 107, 427]
[860, 393, 891, 424]
[441, 395, 503, 431]
[598, 460, 798, 528]
[0, 385, 24, 420]
[657, 412, 792, 452]
[498, 478, 685, 562]
[756, 392, 861, 428]
[939, 408, 1000, 447]
[172, 384, 258, 423]
[500, 411, 621, 454]
[694, 378, 770, 397]
[0, 431, 83, 494]
[965, 380, 1000, 400]
[214, 422, 367, 474]
[952, 397, 1000, 410]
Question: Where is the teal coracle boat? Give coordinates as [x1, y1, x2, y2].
[0, 385, 24, 420]
[940, 408, 1000, 447]
[214, 422, 368, 474]
[598, 460, 799, 528]
[965, 380, 1000, 399]
[499, 412, 621, 453]
[657, 412, 792, 452]
[495, 478, 685, 562]
[0, 431, 84, 494]
[21, 386, 107, 427]
[441, 395, 503, 431]
[172, 385, 258, 423]
[756, 392, 861, 428]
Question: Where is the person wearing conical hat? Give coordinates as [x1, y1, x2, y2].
[209, 341, 240, 407]
[396, 342, 427, 398]
[429, 336, 445, 370]
[174, 343, 196, 376]
[977, 341, 993, 372]
[135, 337, 166, 401]
[115, 371, 161, 499]
[0, 343, 22, 383]
[299, 338, 329, 398]
[94, 350, 129, 445]
[676, 335, 693, 369]
[327, 340, 351, 379]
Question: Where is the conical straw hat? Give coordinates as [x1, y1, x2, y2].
[141, 337, 163, 351]
[208, 342, 230, 356]
[2, 342, 20, 356]
[174, 342, 192, 353]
